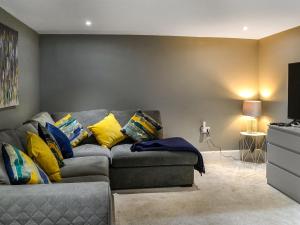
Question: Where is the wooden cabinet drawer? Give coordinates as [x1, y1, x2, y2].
[268, 143, 300, 176]
[267, 163, 300, 203]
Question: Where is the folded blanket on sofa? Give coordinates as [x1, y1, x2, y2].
[131, 137, 205, 174]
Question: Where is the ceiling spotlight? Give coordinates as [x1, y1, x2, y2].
[85, 20, 92, 26]
[243, 26, 248, 31]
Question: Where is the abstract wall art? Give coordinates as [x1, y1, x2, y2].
[0, 23, 18, 108]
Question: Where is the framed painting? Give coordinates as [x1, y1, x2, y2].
[0, 23, 18, 108]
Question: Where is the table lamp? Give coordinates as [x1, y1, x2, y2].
[242, 100, 262, 133]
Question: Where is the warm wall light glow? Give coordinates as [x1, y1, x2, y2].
[239, 89, 256, 99]
[224, 115, 245, 135]
[259, 116, 272, 132]
[260, 89, 272, 99]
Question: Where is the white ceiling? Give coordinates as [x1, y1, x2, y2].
[1, 0, 300, 39]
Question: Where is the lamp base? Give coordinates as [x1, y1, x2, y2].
[245, 117, 257, 133]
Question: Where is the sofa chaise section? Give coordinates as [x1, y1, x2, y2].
[110, 143, 198, 189]
[0, 182, 112, 225]
[0, 127, 113, 225]
[73, 144, 111, 159]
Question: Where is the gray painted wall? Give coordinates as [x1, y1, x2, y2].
[0, 8, 40, 129]
[40, 35, 258, 149]
[259, 26, 300, 132]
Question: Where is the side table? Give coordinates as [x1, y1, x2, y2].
[239, 132, 266, 163]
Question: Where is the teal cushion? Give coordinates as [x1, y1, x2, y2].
[2, 143, 50, 185]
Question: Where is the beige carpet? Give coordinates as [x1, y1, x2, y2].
[114, 151, 300, 225]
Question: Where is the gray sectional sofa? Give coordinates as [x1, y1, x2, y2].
[0, 109, 199, 225]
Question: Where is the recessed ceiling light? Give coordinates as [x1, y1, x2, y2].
[243, 26, 248, 31]
[85, 20, 92, 26]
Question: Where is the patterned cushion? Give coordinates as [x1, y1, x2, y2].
[88, 113, 126, 148]
[38, 123, 65, 168]
[2, 143, 50, 184]
[46, 123, 74, 159]
[0, 130, 23, 184]
[27, 132, 62, 182]
[121, 110, 162, 142]
[54, 114, 88, 147]
[51, 109, 109, 130]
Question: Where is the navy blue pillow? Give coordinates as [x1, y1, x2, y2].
[46, 123, 73, 158]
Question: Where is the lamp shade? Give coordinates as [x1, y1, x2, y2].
[243, 100, 262, 117]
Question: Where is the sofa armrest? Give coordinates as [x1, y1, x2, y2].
[0, 182, 112, 225]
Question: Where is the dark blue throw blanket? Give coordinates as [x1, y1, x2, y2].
[131, 137, 205, 174]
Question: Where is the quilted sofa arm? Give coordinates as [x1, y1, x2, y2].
[0, 182, 112, 225]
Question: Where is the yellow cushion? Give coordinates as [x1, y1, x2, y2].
[88, 113, 126, 148]
[27, 132, 62, 182]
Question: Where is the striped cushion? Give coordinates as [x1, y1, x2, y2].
[121, 110, 162, 142]
[2, 143, 50, 185]
[38, 123, 65, 168]
[55, 114, 88, 147]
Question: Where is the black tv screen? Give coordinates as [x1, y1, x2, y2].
[288, 62, 300, 119]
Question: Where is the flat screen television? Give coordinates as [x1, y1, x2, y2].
[288, 62, 300, 120]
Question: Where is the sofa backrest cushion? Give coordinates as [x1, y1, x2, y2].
[15, 123, 38, 150]
[0, 129, 23, 150]
[0, 129, 23, 185]
[51, 109, 109, 130]
[111, 110, 163, 138]
[0, 149, 10, 184]
[28, 112, 55, 127]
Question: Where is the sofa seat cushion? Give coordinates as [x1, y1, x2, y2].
[61, 156, 109, 178]
[61, 175, 109, 183]
[111, 144, 198, 168]
[73, 144, 111, 159]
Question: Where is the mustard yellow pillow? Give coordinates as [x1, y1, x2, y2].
[88, 113, 126, 148]
[27, 132, 62, 182]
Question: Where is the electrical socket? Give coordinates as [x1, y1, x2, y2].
[201, 126, 210, 134]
